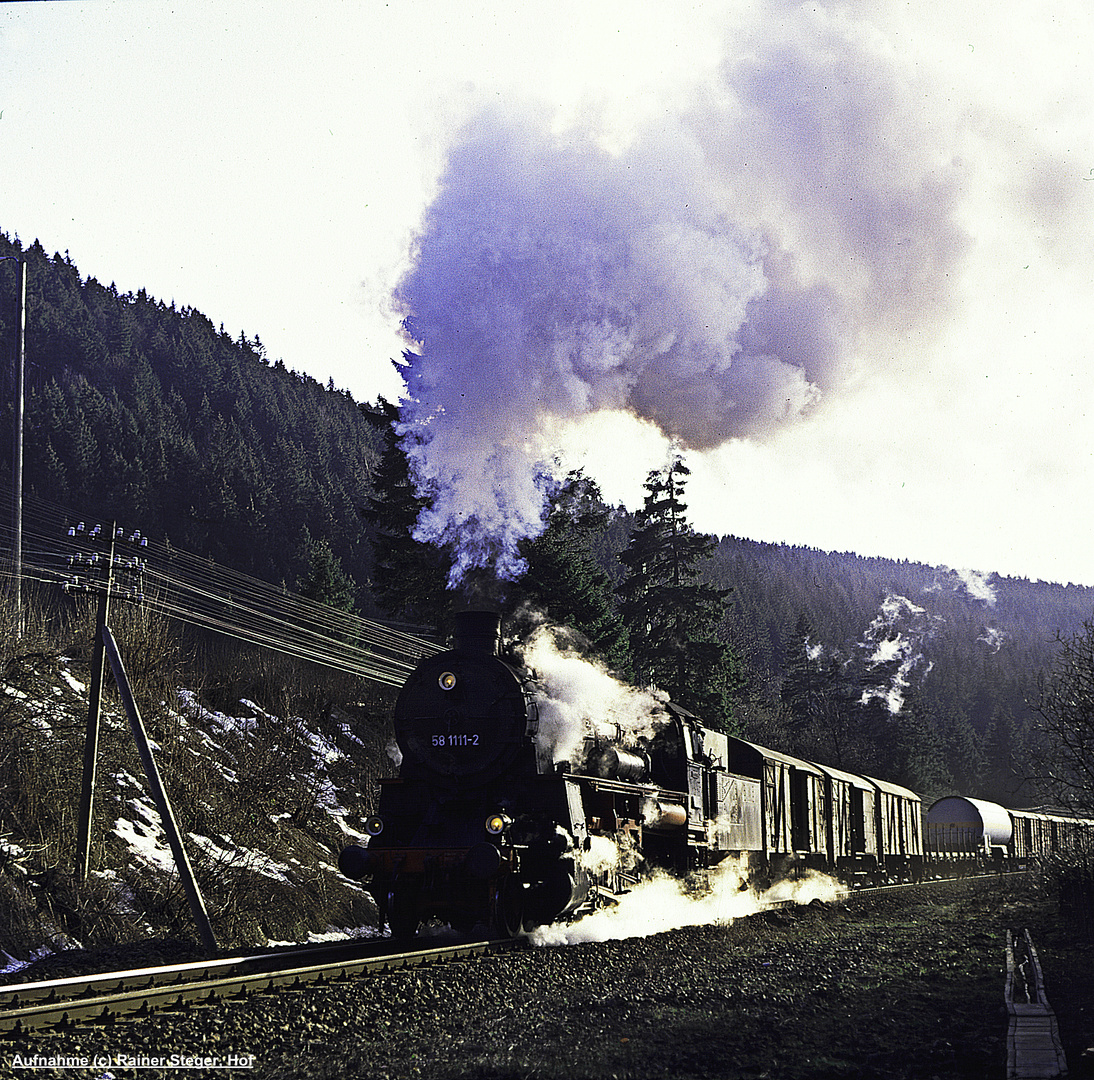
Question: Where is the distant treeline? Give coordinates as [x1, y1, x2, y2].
[706, 536, 1094, 802]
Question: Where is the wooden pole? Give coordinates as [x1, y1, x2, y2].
[102, 623, 219, 958]
[11, 258, 25, 636]
[75, 526, 114, 882]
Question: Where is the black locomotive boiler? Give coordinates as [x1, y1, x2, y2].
[337, 610, 582, 937]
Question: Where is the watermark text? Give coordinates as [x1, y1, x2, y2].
[10, 1051, 256, 1070]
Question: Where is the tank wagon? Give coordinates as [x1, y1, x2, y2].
[927, 795, 1094, 870]
[339, 611, 1094, 937]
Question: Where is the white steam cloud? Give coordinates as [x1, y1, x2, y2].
[521, 622, 668, 771]
[396, 112, 810, 585]
[951, 567, 998, 607]
[860, 593, 944, 713]
[395, 4, 969, 583]
[516, 622, 844, 945]
[505, 619, 846, 944]
[979, 625, 1008, 653]
[531, 849, 844, 947]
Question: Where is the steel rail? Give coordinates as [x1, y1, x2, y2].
[0, 937, 385, 1008]
[0, 937, 524, 1034]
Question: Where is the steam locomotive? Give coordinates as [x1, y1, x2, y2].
[338, 611, 1094, 938]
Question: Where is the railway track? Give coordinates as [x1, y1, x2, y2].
[0, 872, 1022, 1037]
[0, 935, 524, 1035]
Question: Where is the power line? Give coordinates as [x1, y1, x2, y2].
[0, 485, 440, 686]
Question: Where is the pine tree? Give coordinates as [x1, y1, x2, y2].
[617, 457, 741, 730]
[779, 613, 860, 764]
[359, 399, 451, 629]
[297, 536, 357, 614]
[511, 471, 632, 675]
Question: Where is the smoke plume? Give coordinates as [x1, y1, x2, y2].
[520, 621, 669, 771]
[950, 568, 999, 607]
[394, 4, 968, 584]
[859, 593, 944, 713]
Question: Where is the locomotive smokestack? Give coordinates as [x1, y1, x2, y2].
[453, 610, 501, 655]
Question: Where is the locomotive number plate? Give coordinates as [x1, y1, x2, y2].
[432, 734, 480, 746]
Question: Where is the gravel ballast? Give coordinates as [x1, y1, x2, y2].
[4, 877, 1093, 1079]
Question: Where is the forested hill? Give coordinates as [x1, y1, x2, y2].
[0, 232, 385, 597]
[708, 535, 1094, 802]
[711, 535, 1094, 687]
[3, 229, 1092, 803]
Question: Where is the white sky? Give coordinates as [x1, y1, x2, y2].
[2, 0, 1093, 585]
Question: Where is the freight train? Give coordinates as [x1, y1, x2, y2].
[338, 611, 1094, 938]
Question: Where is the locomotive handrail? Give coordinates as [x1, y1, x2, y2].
[579, 775, 686, 799]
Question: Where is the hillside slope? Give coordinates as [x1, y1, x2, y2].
[0, 606, 387, 967]
[0, 232, 384, 601]
[707, 536, 1094, 802]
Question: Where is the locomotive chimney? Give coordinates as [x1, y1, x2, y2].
[453, 610, 502, 655]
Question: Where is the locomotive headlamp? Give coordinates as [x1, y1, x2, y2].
[438, 671, 457, 691]
[365, 815, 385, 837]
[485, 813, 512, 836]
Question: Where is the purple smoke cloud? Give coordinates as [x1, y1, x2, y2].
[394, 6, 968, 586]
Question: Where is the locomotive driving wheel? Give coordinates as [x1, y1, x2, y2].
[489, 875, 525, 939]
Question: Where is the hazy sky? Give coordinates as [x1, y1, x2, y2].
[2, 0, 1092, 585]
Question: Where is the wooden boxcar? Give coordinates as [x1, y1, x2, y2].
[813, 762, 878, 877]
[867, 775, 923, 879]
[725, 738, 829, 873]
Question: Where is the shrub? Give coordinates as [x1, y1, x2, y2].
[1040, 852, 1094, 939]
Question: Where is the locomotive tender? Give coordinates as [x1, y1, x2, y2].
[338, 611, 1094, 938]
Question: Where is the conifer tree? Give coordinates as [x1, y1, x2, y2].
[359, 399, 451, 629]
[779, 613, 862, 765]
[297, 535, 357, 613]
[512, 471, 632, 676]
[617, 457, 741, 730]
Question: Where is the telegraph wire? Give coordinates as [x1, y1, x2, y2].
[0, 484, 441, 686]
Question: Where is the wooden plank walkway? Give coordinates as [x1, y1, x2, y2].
[1006, 928, 1068, 1079]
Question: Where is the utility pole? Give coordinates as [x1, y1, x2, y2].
[69, 522, 147, 881]
[102, 624, 218, 957]
[10, 257, 25, 636]
[75, 524, 115, 882]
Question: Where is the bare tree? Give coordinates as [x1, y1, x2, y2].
[1034, 618, 1094, 814]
